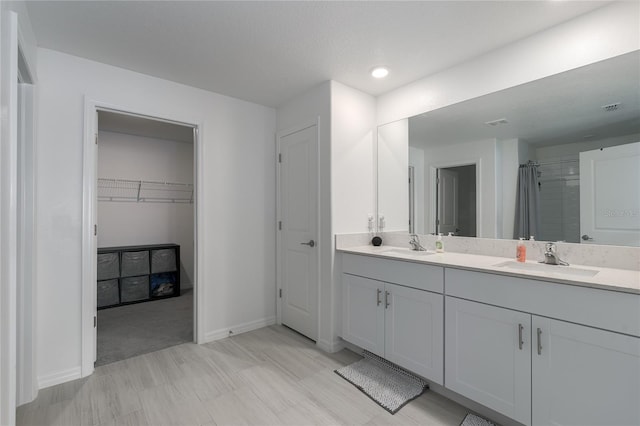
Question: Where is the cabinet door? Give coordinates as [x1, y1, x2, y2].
[445, 297, 531, 425]
[342, 274, 385, 357]
[532, 317, 640, 426]
[385, 283, 444, 384]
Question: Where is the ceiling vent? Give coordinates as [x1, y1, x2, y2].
[484, 118, 509, 126]
[601, 102, 621, 112]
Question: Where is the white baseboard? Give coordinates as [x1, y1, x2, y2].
[203, 316, 277, 343]
[38, 366, 82, 390]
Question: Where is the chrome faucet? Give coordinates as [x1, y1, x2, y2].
[409, 234, 427, 251]
[541, 242, 569, 266]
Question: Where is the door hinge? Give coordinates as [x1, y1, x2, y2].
[278, 221, 282, 230]
[279, 288, 282, 298]
[278, 153, 282, 163]
[94, 316, 97, 328]
[95, 133, 98, 145]
[94, 224, 97, 236]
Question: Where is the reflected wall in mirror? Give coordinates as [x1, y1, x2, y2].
[377, 51, 640, 246]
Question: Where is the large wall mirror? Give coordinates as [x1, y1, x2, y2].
[377, 50, 640, 247]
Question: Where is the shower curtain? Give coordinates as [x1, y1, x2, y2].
[514, 162, 541, 239]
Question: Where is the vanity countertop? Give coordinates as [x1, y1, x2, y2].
[337, 245, 640, 295]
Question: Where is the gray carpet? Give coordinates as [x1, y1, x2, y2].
[335, 350, 429, 414]
[460, 413, 496, 426]
[96, 288, 193, 366]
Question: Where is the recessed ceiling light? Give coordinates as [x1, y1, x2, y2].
[371, 67, 389, 79]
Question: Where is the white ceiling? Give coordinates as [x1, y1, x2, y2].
[25, 1, 610, 108]
[408, 51, 640, 148]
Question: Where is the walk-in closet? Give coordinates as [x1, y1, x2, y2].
[95, 111, 195, 366]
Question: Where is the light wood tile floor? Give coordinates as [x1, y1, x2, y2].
[17, 325, 469, 426]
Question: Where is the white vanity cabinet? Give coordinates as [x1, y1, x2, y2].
[341, 253, 444, 384]
[446, 268, 640, 426]
[341, 273, 385, 356]
[532, 317, 640, 426]
[445, 296, 532, 425]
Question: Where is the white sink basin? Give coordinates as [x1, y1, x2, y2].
[493, 260, 599, 278]
[383, 248, 434, 257]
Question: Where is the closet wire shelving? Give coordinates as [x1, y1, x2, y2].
[98, 178, 194, 203]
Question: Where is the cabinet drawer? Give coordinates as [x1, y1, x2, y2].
[446, 268, 640, 337]
[151, 248, 177, 273]
[97, 252, 119, 280]
[121, 276, 149, 303]
[121, 250, 150, 277]
[343, 253, 443, 293]
[97, 279, 119, 308]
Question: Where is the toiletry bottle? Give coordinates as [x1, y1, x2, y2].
[436, 233, 444, 253]
[516, 238, 526, 262]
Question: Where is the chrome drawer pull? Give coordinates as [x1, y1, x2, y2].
[537, 328, 543, 355]
[518, 324, 524, 350]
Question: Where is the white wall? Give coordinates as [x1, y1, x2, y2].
[409, 145, 425, 233]
[97, 131, 195, 287]
[423, 139, 497, 238]
[276, 80, 375, 351]
[378, 119, 409, 232]
[331, 81, 376, 235]
[35, 48, 276, 387]
[330, 81, 376, 349]
[377, 2, 640, 125]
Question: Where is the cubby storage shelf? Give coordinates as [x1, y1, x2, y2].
[97, 243, 180, 309]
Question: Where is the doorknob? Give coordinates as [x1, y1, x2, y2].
[300, 240, 315, 247]
[581, 234, 594, 241]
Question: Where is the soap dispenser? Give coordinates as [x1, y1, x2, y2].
[435, 233, 444, 253]
[516, 238, 527, 262]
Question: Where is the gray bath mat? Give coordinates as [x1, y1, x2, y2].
[334, 350, 428, 414]
[460, 413, 496, 426]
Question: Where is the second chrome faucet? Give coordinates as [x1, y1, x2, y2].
[541, 242, 569, 266]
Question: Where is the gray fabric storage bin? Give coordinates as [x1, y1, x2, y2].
[97, 279, 119, 308]
[120, 276, 149, 303]
[97, 252, 120, 280]
[121, 250, 150, 277]
[151, 248, 176, 273]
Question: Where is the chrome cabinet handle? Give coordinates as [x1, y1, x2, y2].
[537, 328, 543, 355]
[300, 240, 315, 247]
[376, 289, 382, 306]
[385, 291, 390, 309]
[518, 324, 524, 350]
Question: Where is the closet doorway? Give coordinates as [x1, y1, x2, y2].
[82, 106, 201, 373]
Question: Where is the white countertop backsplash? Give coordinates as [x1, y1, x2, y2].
[336, 233, 640, 294]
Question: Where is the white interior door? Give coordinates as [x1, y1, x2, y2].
[579, 142, 640, 246]
[278, 125, 318, 341]
[437, 168, 459, 234]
